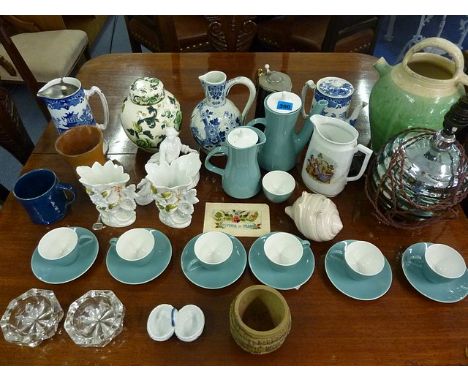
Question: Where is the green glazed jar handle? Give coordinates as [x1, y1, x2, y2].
[402, 37, 467, 84]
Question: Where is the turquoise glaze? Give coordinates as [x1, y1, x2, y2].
[402, 242, 468, 303]
[106, 229, 172, 285]
[181, 234, 247, 289]
[247, 94, 326, 172]
[205, 126, 266, 199]
[248, 233, 315, 290]
[325, 240, 392, 301]
[31, 227, 98, 284]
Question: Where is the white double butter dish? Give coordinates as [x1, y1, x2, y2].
[147, 304, 204, 342]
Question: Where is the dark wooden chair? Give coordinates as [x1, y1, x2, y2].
[125, 16, 212, 52]
[0, 16, 90, 120]
[125, 16, 258, 53]
[255, 16, 379, 54]
[0, 86, 34, 201]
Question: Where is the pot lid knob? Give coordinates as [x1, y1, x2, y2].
[129, 77, 165, 106]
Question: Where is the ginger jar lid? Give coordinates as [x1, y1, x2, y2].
[129, 77, 165, 106]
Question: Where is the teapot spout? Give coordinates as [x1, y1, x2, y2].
[299, 99, 328, 150]
[310, 99, 327, 116]
[374, 57, 392, 77]
[346, 101, 368, 126]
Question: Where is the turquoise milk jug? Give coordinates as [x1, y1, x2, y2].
[247, 91, 326, 171]
[205, 127, 266, 199]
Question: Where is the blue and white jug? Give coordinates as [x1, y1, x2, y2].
[190, 70, 256, 153]
[37, 77, 109, 134]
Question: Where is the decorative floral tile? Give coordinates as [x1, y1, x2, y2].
[203, 202, 270, 237]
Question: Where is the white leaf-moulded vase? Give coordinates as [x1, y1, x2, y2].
[138, 152, 201, 228]
[285, 191, 343, 242]
[77, 160, 137, 228]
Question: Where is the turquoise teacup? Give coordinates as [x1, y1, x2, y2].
[38, 227, 92, 266]
[110, 228, 155, 266]
[422, 244, 466, 283]
[262, 171, 296, 203]
[343, 241, 385, 281]
[263, 232, 309, 272]
[193, 231, 233, 270]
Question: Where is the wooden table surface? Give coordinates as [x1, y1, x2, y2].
[0, 53, 467, 366]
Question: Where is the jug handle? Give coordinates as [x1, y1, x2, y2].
[225, 76, 256, 124]
[56, 182, 76, 209]
[402, 37, 468, 86]
[300, 80, 317, 119]
[346, 145, 373, 182]
[246, 117, 266, 129]
[204, 146, 228, 177]
[84, 86, 110, 130]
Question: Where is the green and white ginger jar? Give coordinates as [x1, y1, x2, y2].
[121, 77, 182, 153]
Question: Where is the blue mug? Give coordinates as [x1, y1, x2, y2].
[13, 169, 76, 225]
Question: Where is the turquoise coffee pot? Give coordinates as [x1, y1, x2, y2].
[205, 127, 266, 199]
[247, 91, 326, 171]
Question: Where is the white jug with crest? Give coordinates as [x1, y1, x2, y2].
[301, 115, 373, 197]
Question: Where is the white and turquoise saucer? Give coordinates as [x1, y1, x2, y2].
[402, 242, 468, 303]
[31, 227, 98, 284]
[325, 240, 392, 300]
[248, 233, 315, 290]
[106, 229, 172, 285]
[181, 233, 247, 289]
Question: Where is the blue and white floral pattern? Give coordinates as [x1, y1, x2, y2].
[313, 77, 354, 120]
[43, 91, 85, 110]
[191, 102, 241, 152]
[191, 80, 243, 152]
[41, 88, 97, 134]
[318, 78, 354, 98]
[205, 83, 226, 106]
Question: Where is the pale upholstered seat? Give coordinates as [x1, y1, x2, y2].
[0, 29, 88, 82]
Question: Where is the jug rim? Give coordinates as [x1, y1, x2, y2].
[199, 70, 227, 85]
[311, 115, 358, 146]
[37, 77, 82, 99]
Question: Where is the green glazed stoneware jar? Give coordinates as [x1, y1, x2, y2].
[369, 37, 468, 152]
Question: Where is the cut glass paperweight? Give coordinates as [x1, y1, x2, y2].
[0, 288, 63, 347]
[64, 290, 125, 347]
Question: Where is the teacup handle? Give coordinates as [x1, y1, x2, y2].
[56, 182, 76, 208]
[300, 80, 316, 118]
[84, 86, 109, 130]
[204, 146, 228, 177]
[77, 233, 94, 246]
[109, 238, 117, 246]
[346, 144, 373, 182]
[225, 76, 256, 124]
[301, 239, 310, 248]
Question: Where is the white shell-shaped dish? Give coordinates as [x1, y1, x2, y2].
[285, 191, 343, 242]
